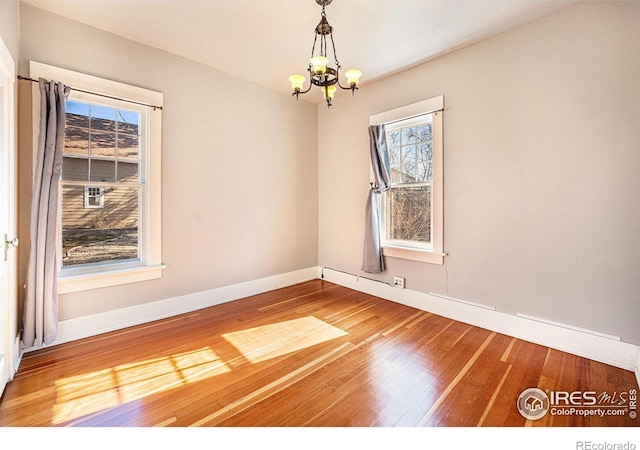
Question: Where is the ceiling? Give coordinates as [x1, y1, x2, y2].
[22, 0, 581, 104]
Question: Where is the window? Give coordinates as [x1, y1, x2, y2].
[62, 100, 142, 268]
[370, 96, 444, 265]
[384, 115, 433, 248]
[30, 61, 164, 293]
[84, 187, 104, 209]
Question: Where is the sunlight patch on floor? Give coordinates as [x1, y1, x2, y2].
[51, 316, 348, 425]
[222, 316, 348, 364]
[52, 347, 229, 424]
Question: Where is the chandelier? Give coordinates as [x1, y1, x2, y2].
[288, 0, 362, 108]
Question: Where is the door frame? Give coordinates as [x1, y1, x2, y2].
[0, 34, 18, 395]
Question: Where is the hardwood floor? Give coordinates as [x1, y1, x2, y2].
[0, 280, 637, 427]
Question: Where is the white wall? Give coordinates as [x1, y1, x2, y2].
[18, 4, 318, 321]
[318, 1, 640, 344]
[0, 0, 20, 64]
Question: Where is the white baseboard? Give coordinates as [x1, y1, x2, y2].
[28, 266, 319, 350]
[321, 269, 640, 373]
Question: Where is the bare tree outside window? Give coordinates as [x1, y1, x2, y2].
[387, 185, 431, 243]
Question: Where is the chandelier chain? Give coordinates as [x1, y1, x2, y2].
[310, 32, 319, 61]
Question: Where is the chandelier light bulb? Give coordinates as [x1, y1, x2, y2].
[289, 74, 306, 92]
[310, 56, 329, 75]
[345, 69, 362, 87]
[322, 84, 337, 100]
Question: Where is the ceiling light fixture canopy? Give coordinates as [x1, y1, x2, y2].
[289, 0, 362, 108]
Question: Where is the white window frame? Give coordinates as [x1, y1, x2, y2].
[84, 187, 104, 209]
[29, 61, 165, 293]
[370, 96, 445, 265]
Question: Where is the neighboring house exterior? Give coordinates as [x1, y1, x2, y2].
[61, 108, 139, 231]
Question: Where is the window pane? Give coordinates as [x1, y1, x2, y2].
[117, 109, 139, 135]
[66, 101, 90, 128]
[389, 147, 400, 165]
[117, 134, 139, 160]
[90, 159, 116, 182]
[418, 143, 432, 162]
[401, 127, 416, 145]
[62, 157, 88, 181]
[91, 131, 116, 158]
[401, 164, 416, 183]
[390, 165, 403, 183]
[87, 196, 101, 207]
[91, 105, 117, 131]
[388, 130, 401, 147]
[390, 163, 419, 184]
[62, 185, 139, 267]
[402, 146, 416, 164]
[64, 127, 89, 156]
[417, 123, 432, 143]
[416, 162, 432, 182]
[118, 161, 139, 183]
[386, 185, 431, 244]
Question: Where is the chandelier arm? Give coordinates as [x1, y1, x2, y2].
[291, 69, 314, 100]
[336, 76, 358, 92]
[330, 31, 341, 68]
[299, 70, 314, 95]
[336, 79, 352, 90]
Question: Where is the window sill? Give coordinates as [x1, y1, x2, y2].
[382, 246, 445, 265]
[58, 264, 166, 294]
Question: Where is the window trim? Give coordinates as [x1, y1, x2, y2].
[369, 96, 445, 265]
[29, 61, 165, 293]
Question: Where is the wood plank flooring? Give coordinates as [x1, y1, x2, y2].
[0, 280, 637, 427]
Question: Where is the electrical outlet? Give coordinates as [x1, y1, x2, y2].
[394, 276, 405, 289]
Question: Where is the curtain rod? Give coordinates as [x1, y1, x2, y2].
[17, 75, 163, 111]
[381, 108, 444, 127]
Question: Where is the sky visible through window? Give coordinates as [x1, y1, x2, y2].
[66, 100, 139, 131]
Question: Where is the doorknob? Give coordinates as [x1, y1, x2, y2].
[3, 234, 19, 262]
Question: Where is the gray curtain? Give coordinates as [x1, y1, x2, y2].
[23, 79, 70, 348]
[361, 124, 390, 274]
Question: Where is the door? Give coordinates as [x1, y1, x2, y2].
[0, 36, 17, 397]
